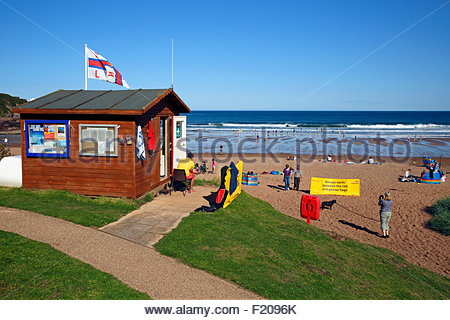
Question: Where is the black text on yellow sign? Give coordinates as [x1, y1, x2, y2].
[310, 177, 360, 196]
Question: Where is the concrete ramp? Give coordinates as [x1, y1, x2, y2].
[101, 186, 216, 246]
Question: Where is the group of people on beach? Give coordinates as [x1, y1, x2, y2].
[281, 161, 394, 239]
[176, 153, 218, 193]
[193, 159, 216, 174]
[282, 164, 302, 191]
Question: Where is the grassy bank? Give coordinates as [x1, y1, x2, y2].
[427, 196, 450, 236]
[0, 230, 149, 299]
[193, 176, 220, 187]
[155, 192, 450, 299]
[0, 187, 142, 227]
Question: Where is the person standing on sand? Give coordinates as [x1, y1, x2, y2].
[283, 164, 293, 191]
[378, 192, 393, 238]
[211, 158, 216, 174]
[293, 164, 302, 191]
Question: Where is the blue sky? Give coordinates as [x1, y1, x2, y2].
[1, 0, 449, 110]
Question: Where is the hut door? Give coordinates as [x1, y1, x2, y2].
[160, 117, 169, 178]
[172, 116, 186, 170]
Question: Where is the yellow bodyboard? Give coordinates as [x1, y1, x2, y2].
[223, 161, 243, 208]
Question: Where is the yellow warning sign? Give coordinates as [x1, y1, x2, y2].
[310, 177, 360, 196]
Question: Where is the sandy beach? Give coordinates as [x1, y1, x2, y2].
[196, 153, 450, 277]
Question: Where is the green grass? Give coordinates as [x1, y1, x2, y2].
[0, 187, 142, 227]
[0, 230, 149, 299]
[193, 177, 220, 187]
[155, 192, 450, 299]
[427, 196, 450, 236]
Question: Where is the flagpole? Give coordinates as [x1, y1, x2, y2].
[84, 44, 87, 90]
[171, 38, 174, 89]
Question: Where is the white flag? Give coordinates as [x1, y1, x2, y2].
[86, 46, 129, 88]
[136, 125, 146, 161]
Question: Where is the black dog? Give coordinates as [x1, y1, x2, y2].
[321, 200, 337, 210]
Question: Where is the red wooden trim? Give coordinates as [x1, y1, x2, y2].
[132, 121, 137, 199]
[170, 90, 191, 113]
[140, 89, 172, 114]
[171, 116, 174, 176]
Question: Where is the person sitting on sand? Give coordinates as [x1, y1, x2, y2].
[401, 168, 413, 182]
[404, 169, 411, 179]
[327, 153, 332, 162]
[283, 164, 293, 191]
[177, 152, 199, 193]
[378, 192, 393, 238]
[200, 161, 207, 174]
[368, 157, 374, 164]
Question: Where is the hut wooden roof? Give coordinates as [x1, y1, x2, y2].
[12, 88, 190, 115]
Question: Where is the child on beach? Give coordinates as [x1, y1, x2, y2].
[283, 164, 293, 191]
[211, 158, 216, 174]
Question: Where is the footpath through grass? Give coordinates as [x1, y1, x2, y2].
[155, 192, 450, 299]
[427, 196, 450, 236]
[0, 230, 149, 299]
[0, 187, 145, 227]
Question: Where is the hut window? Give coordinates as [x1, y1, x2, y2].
[79, 124, 118, 157]
[25, 120, 70, 158]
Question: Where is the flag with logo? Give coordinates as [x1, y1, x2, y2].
[86, 46, 130, 88]
[136, 125, 146, 161]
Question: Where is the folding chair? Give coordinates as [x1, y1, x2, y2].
[170, 169, 191, 196]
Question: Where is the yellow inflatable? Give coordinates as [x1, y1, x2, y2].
[223, 161, 243, 208]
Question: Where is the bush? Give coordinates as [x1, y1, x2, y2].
[427, 197, 450, 236]
[0, 145, 11, 160]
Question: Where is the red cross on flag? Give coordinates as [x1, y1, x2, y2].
[86, 46, 129, 88]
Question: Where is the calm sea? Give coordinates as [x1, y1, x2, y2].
[184, 111, 450, 157]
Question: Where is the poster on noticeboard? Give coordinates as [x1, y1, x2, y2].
[26, 120, 70, 157]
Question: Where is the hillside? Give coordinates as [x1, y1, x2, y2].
[0, 93, 27, 117]
[155, 191, 450, 299]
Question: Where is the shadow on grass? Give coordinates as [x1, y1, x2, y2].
[203, 191, 218, 207]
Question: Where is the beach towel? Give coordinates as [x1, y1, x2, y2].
[148, 121, 155, 154]
[136, 125, 146, 161]
[229, 162, 239, 195]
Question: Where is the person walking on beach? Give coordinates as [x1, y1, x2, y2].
[378, 192, 393, 238]
[283, 164, 293, 191]
[293, 164, 302, 191]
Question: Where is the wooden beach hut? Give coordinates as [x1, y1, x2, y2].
[12, 88, 189, 198]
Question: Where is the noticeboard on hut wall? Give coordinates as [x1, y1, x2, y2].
[25, 120, 70, 158]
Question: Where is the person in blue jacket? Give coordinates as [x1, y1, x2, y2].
[378, 192, 393, 238]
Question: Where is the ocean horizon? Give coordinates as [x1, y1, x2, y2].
[184, 111, 450, 157]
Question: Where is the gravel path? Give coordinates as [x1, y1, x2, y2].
[0, 207, 261, 300]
